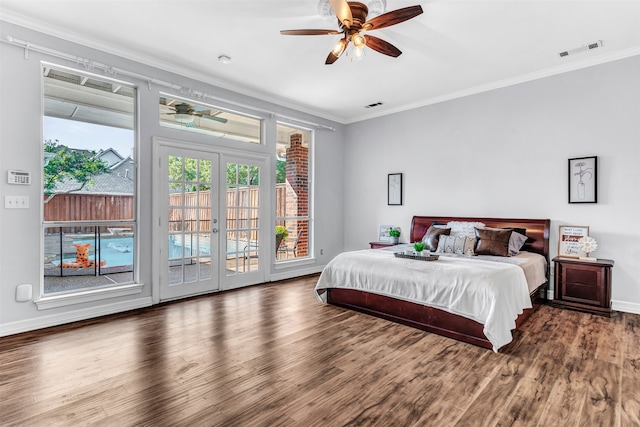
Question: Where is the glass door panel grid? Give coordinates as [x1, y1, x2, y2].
[168, 156, 213, 285]
[226, 163, 260, 275]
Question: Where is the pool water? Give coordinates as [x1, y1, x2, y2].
[63, 236, 250, 268]
[74, 237, 134, 267]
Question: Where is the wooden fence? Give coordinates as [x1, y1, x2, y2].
[45, 185, 296, 250]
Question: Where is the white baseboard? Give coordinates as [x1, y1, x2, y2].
[0, 297, 153, 337]
[270, 265, 324, 282]
[611, 299, 640, 315]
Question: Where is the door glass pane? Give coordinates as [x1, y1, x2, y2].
[199, 257, 211, 281]
[226, 162, 260, 276]
[199, 159, 211, 182]
[166, 153, 214, 287]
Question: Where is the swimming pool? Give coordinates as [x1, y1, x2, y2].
[58, 235, 250, 268]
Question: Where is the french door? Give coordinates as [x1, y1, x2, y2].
[157, 145, 220, 300]
[222, 155, 266, 290]
[154, 139, 268, 301]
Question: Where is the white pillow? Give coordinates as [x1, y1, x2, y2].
[436, 235, 477, 256]
[445, 221, 486, 237]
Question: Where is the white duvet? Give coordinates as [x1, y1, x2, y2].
[315, 248, 546, 352]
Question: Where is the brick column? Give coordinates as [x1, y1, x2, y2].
[286, 134, 308, 256]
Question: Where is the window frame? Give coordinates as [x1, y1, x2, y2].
[39, 63, 140, 306]
[274, 122, 314, 264]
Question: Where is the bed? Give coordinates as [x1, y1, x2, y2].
[315, 216, 551, 351]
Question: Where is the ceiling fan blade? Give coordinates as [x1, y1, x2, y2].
[364, 35, 402, 57]
[329, 0, 353, 28]
[280, 29, 341, 36]
[363, 5, 423, 31]
[197, 113, 228, 124]
[325, 38, 348, 64]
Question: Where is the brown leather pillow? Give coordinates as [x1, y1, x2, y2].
[422, 226, 451, 251]
[474, 227, 511, 257]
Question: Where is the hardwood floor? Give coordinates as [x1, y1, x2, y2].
[1, 274, 639, 426]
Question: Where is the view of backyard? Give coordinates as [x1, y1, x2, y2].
[42, 65, 310, 296]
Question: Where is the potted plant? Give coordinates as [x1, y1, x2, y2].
[276, 225, 289, 251]
[389, 228, 401, 244]
[413, 241, 426, 256]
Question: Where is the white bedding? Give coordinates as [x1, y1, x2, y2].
[315, 248, 548, 352]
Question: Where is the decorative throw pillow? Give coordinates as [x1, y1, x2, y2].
[507, 231, 528, 256]
[436, 235, 477, 255]
[446, 221, 486, 237]
[474, 227, 511, 257]
[483, 227, 529, 256]
[422, 225, 451, 251]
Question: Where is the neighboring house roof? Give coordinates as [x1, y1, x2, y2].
[95, 147, 124, 167]
[50, 150, 134, 196]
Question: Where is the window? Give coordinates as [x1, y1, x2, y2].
[42, 65, 136, 295]
[275, 124, 312, 261]
[159, 94, 261, 144]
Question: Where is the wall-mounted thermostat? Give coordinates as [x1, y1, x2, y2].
[7, 170, 31, 185]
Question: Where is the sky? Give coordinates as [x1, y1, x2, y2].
[44, 117, 134, 158]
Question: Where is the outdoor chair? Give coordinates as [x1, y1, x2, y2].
[280, 229, 303, 259]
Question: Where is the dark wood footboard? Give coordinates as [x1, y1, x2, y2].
[327, 283, 547, 350]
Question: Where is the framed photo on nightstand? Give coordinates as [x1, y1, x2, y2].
[558, 225, 589, 258]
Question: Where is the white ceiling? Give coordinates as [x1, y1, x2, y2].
[2, 0, 640, 124]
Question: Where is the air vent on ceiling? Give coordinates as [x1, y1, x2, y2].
[365, 102, 383, 108]
[559, 40, 602, 58]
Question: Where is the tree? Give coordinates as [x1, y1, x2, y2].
[43, 140, 110, 196]
[167, 156, 274, 189]
[226, 163, 259, 186]
[276, 159, 286, 184]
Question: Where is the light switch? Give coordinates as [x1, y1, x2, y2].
[4, 196, 29, 209]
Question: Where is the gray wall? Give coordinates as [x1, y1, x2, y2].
[0, 22, 345, 334]
[2, 20, 638, 335]
[343, 56, 640, 312]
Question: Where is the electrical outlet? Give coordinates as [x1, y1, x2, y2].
[320, 249, 323, 255]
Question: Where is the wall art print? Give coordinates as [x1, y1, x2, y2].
[568, 156, 597, 203]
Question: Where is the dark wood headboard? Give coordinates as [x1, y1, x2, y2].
[410, 216, 551, 261]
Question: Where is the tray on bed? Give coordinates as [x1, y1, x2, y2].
[394, 252, 440, 261]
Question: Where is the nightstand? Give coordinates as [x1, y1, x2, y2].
[369, 241, 395, 249]
[552, 257, 613, 316]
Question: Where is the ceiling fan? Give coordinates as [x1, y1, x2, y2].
[163, 102, 228, 126]
[280, 0, 423, 64]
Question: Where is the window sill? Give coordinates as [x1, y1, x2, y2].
[274, 257, 316, 270]
[35, 283, 145, 310]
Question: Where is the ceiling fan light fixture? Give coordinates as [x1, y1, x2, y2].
[352, 33, 366, 48]
[174, 113, 194, 124]
[353, 45, 365, 60]
[331, 38, 347, 56]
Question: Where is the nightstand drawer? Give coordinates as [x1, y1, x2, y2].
[563, 281, 601, 305]
[565, 268, 599, 286]
[552, 257, 613, 316]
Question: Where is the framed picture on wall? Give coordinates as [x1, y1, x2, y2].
[388, 173, 402, 206]
[558, 225, 590, 258]
[568, 156, 597, 203]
